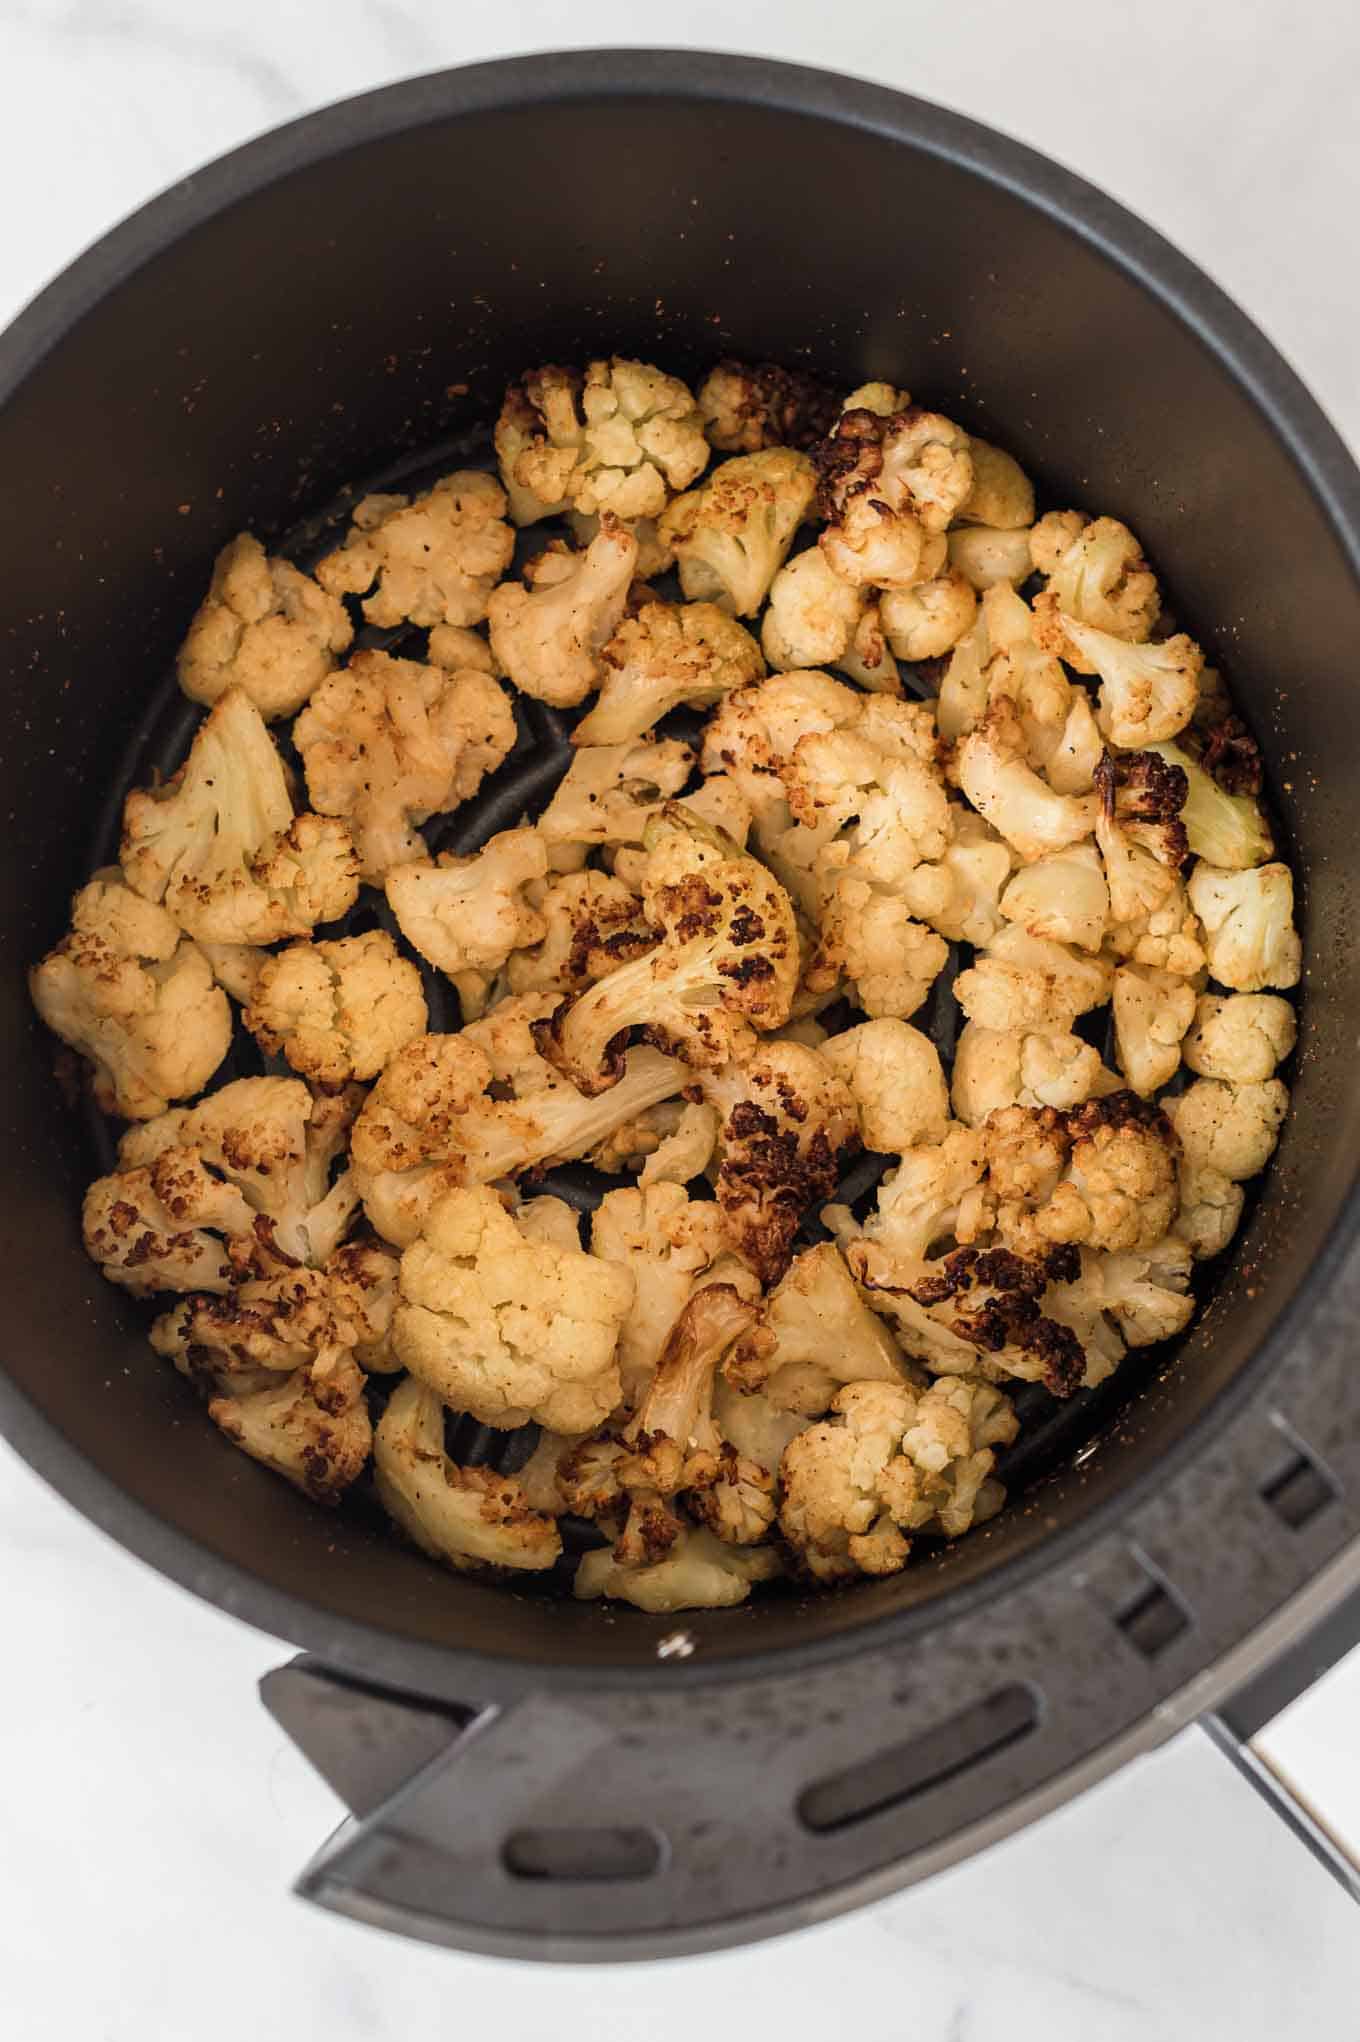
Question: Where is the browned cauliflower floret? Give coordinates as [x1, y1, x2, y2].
[495, 359, 708, 525]
[326, 1234, 403, 1370]
[315, 471, 513, 628]
[1062, 620, 1202, 748]
[955, 925, 1113, 1034]
[819, 1018, 950, 1153]
[121, 688, 360, 942]
[589, 1181, 733, 1403]
[537, 805, 799, 1095]
[896, 806, 1015, 949]
[778, 1376, 1016, 1583]
[505, 869, 655, 999]
[385, 827, 548, 1017]
[848, 1124, 987, 1276]
[350, 996, 686, 1245]
[951, 1021, 1115, 1126]
[242, 928, 427, 1085]
[1105, 873, 1208, 978]
[986, 1094, 1180, 1257]
[697, 360, 839, 453]
[392, 1185, 633, 1433]
[572, 599, 765, 746]
[808, 879, 949, 1022]
[701, 1042, 860, 1286]
[955, 438, 1036, 530]
[293, 648, 516, 882]
[83, 1151, 257, 1297]
[176, 532, 352, 720]
[659, 449, 816, 616]
[209, 1359, 371, 1504]
[374, 1376, 562, 1572]
[425, 623, 500, 675]
[149, 1250, 357, 1399]
[879, 567, 978, 662]
[30, 867, 232, 1119]
[701, 668, 863, 819]
[575, 1526, 781, 1611]
[1031, 515, 1159, 669]
[815, 406, 973, 588]
[725, 1240, 911, 1413]
[488, 518, 638, 707]
[538, 734, 696, 868]
[904, 1241, 1095, 1393]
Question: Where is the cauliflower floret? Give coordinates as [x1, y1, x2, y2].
[955, 699, 1100, 861]
[1105, 874, 1208, 978]
[505, 869, 654, 999]
[809, 877, 949, 1021]
[487, 517, 639, 707]
[701, 668, 863, 818]
[1182, 993, 1296, 1082]
[293, 648, 516, 882]
[200, 941, 269, 1006]
[659, 448, 816, 616]
[537, 734, 696, 870]
[700, 1043, 860, 1285]
[856, 1238, 1091, 1395]
[761, 547, 866, 674]
[1145, 740, 1273, 869]
[987, 1094, 1179, 1257]
[589, 1181, 732, 1402]
[1059, 619, 1202, 748]
[955, 438, 1035, 530]
[1112, 966, 1197, 1096]
[572, 599, 764, 746]
[30, 868, 232, 1119]
[495, 358, 708, 524]
[955, 925, 1114, 1033]
[242, 929, 427, 1085]
[947, 525, 1033, 592]
[784, 705, 949, 893]
[778, 1376, 1016, 1582]
[879, 570, 978, 662]
[1032, 516, 1159, 667]
[697, 359, 838, 453]
[998, 842, 1110, 954]
[1096, 1238, 1195, 1346]
[898, 806, 1015, 948]
[1186, 862, 1301, 992]
[724, 1241, 911, 1413]
[177, 532, 352, 720]
[944, 584, 1099, 796]
[209, 1355, 371, 1504]
[1173, 1159, 1246, 1261]
[385, 828, 548, 1017]
[393, 1185, 632, 1433]
[315, 471, 513, 628]
[951, 1022, 1113, 1126]
[834, 599, 903, 694]
[83, 1152, 256, 1297]
[121, 688, 360, 942]
[350, 996, 686, 1246]
[713, 1376, 813, 1470]
[1163, 1076, 1288, 1181]
[538, 806, 799, 1094]
[820, 1019, 950, 1153]
[425, 624, 500, 675]
[816, 407, 973, 587]
[514, 1195, 585, 1254]
[639, 1100, 722, 1186]
[852, 1125, 987, 1274]
[575, 1525, 781, 1611]
[1094, 748, 1190, 926]
[374, 1376, 562, 1572]
[326, 1235, 403, 1370]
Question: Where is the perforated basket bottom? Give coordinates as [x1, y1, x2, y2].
[82, 427, 1219, 1598]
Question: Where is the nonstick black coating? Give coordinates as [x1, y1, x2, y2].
[2, 53, 1359, 1699]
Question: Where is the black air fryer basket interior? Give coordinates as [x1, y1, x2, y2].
[3, 51, 1360, 1958]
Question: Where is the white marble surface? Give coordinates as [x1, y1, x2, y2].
[3, 2, 1360, 2035]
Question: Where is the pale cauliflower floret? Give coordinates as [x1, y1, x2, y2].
[30, 868, 232, 1119]
[505, 869, 654, 999]
[177, 532, 352, 720]
[1164, 1077, 1288, 1181]
[1059, 618, 1202, 748]
[1145, 739, 1273, 869]
[998, 843, 1110, 954]
[315, 470, 513, 628]
[242, 929, 427, 1085]
[659, 448, 816, 616]
[947, 525, 1033, 592]
[784, 698, 949, 888]
[393, 1185, 632, 1433]
[538, 734, 696, 867]
[816, 407, 973, 588]
[1182, 993, 1296, 1082]
[1032, 515, 1159, 668]
[879, 570, 978, 662]
[778, 1377, 1016, 1583]
[385, 827, 548, 1017]
[946, 584, 1099, 795]
[810, 878, 949, 1021]
[954, 926, 1114, 1033]
[951, 1022, 1112, 1126]
[589, 1181, 732, 1402]
[575, 1526, 781, 1611]
[121, 687, 360, 942]
[853, 1125, 987, 1272]
[834, 599, 902, 694]
[1186, 862, 1301, 992]
[841, 381, 911, 415]
[761, 547, 866, 673]
[696, 359, 838, 454]
[1174, 1160, 1246, 1260]
[1105, 874, 1208, 978]
[955, 438, 1035, 529]
[374, 1377, 562, 1573]
[820, 1019, 950, 1153]
[700, 668, 863, 817]
[1029, 509, 1089, 576]
[495, 358, 708, 525]
[639, 1100, 722, 1187]
[1112, 966, 1196, 1097]
[955, 699, 1100, 861]
[200, 941, 269, 1005]
[572, 599, 764, 746]
[898, 807, 1015, 948]
[724, 1241, 911, 1414]
[293, 648, 516, 882]
[425, 624, 499, 675]
[488, 518, 639, 707]
[610, 773, 752, 889]
[1097, 1238, 1195, 1345]
[713, 1376, 813, 1470]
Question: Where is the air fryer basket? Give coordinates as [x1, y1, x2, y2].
[2, 51, 1360, 1958]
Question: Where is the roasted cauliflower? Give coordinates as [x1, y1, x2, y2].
[177, 532, 352, 720]
[573, 598, 765, 747]
[660, 448, 816, 616]
[242, 928, 427, 1085]
[315, 470, 513, 628]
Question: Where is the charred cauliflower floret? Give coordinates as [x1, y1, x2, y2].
[820, 1018, 950, 1153]
[1182, 992, 1296, 1083]
[779, 1376, 1016, 1583]
[487, 517, 638, 707]
[1093, 747, 1189, 927]
[1031, 515, 1159, 668]
[121, 687, 360, 943]
[326, 1234, 403, 1371]
[954, 925, 1114, 1034]
[954, 698, 1100, 862]
[392, 1185, 632, 1433]
[589, 1181, 733, 1403]
[177, 532, 352, 720]
[951, 1021, 1115, 1126]
[385, 827, 548, 1016]
[209, 1357, 371, 1504]
[701, 668, 863, 819]
[537, 805, 799, 1094]
[242, 928, 427, 1085]
[659, 448, 816, 616]
[374, 1376, 562, 1572]
[697, 359, 839, 454]
[1164, 1076, 1289, 1182]
[149, 1248, 361, 1413]
[725, 1241, 911, 1414]
[495, 358, 708, 525]
[315, 470, 513, 628]
[572, 599, 765, 747]
[1145, 737, 1273, 869]
[1186, 862, 1302, 992]
[30, 867, 232, 1119]
[761, 547, 867, 674]
[575, 1525, 781, 1611]
[350, 995, 686, 1245]
[815, 406, 974, 588]
[505, 869, 655, 1000]
[293, 648, 516, 883]
[985, 1094, 1180, 1258]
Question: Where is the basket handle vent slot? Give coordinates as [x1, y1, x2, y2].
[798, 1682, 1038, 1835]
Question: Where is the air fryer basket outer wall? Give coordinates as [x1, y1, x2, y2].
[2, 53, 1359, 1730]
